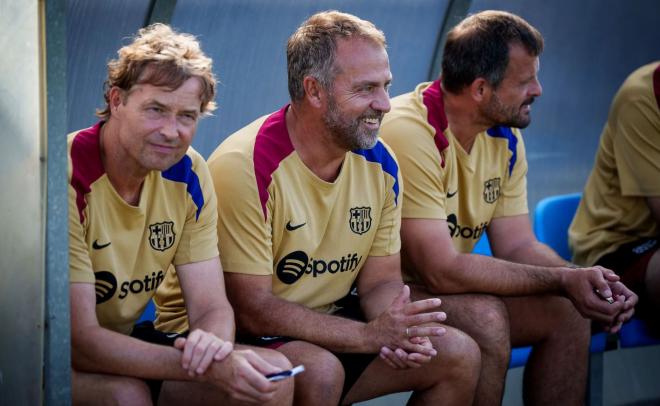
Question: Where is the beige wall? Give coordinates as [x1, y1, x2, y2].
[0, 1, 45, 404]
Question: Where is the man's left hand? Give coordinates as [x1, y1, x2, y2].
[602, 281, 638, 333]
[175, 329, 234, 376]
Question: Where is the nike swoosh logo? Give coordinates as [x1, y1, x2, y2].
[285, 221, 306, 231]
[92, 240, 111, 250]
[446, 190, 458, 198]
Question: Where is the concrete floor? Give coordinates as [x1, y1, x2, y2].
[355, 345, 660, 406]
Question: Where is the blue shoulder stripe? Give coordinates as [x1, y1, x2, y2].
[352, 141, 400, 205]
[486, 126, 518, 177]
[162, 155, 204, 221]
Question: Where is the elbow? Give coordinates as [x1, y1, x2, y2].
[419, 272, 462, 295]
[412, 258, 466, 295]
[232, 302, 268, 336]
[70, 338, 93, 372]
[71, 350, 86, 372]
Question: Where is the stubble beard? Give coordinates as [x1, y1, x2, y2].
[323, 96, 381, 151]
[483, 92, 534, 129]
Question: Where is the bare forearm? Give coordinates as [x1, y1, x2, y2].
[236, 296, 377, 353]
[190, 304, 236, 342]
[423, 253, 567, 296]
[72, 326, 191, 381]
[359, 279, 405, 321]
[500, 239, 570, 267]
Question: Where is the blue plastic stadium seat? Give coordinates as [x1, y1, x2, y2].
[137, 299, 156, 324]
[619, 313, 660, 348]
[533, 192, 583, 261]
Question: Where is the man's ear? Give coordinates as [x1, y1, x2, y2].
[469, 78, 490, 102]
[302, 76, 326, 108]
[108, 87, 125, 115]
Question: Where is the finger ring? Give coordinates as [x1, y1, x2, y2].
[405, 327, 410, 337]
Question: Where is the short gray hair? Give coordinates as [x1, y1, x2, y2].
[287, 10, 386, 102]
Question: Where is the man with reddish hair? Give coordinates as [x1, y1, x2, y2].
[68, 23, 293, 405]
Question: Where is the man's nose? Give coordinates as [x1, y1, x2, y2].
[372, 87, 391, 113]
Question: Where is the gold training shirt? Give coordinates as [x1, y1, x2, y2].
[156, 106, 401, 333]
[570, 62, 660, 266]
[380, 80, 528, 256]
[68, 122, 219, 335]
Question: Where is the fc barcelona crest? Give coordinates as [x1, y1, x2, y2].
[483, 178, 501, 204]
[349, 207, 372, 235]
[148, 221, 176, 251]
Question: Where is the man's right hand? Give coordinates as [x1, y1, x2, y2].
[205, 349, 283, 404]
[379, 335, 435, 369]
[561, 265, 633, 328]
[366, 285, 446, 362]
[603, 280, 637, 333]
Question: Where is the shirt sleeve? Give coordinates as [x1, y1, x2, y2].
[68, 180, 95, 284]
[493, 128, 529, 218]
[173, 151, 220, 265]
[380, 114, 448, 220]
[613, 92, 660, 197]
[210, 150, 274, 275]
[369, 143, 402, 256]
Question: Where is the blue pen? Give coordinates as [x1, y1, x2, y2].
[266, 365, 305, 381]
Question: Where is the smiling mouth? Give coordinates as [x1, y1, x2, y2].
[362, 117, 380, 125]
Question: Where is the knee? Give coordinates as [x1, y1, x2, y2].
[467, 295, 510, 348]
[430, 327, 481, 381]
[262, 351, 295, 406]
[105, 376, 152, 406]
[73, 370, 152, 406]
[301, 349, 344, 389]
[262, 349, 293, 371]
[292, 348, 344, 405]
[552, 297, 590, 337]
[451, 295, 510, 366]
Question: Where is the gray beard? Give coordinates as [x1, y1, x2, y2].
[323, 99, 380, 150]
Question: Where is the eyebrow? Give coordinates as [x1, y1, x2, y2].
[143, 100, 169, 110]
[144, 99, 200, 116]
